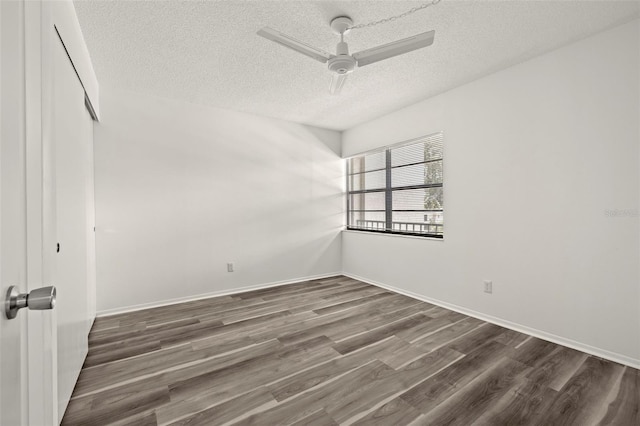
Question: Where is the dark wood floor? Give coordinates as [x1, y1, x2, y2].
[62, 276, 639, 426]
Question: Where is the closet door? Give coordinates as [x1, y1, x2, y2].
[52, 33, 96, 421]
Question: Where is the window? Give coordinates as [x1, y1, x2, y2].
[346, 132, 443, 238]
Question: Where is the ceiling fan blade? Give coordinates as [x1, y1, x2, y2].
[329, 73, 349, 95]
[353, 30, 435, 67]
[257, 27, 333, 63]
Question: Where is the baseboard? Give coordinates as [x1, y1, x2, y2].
[96, 272, 343, 317]
[344, 272, 640, 370]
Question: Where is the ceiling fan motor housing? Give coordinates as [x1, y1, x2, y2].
[328, 55, 356, 75]
[328, 41, 356, 74]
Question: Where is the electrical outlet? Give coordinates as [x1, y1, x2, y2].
[484, 280, 492, 294]
[227, 263, 234, 272]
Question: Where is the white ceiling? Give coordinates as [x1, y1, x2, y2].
[74, 0, 640, 131]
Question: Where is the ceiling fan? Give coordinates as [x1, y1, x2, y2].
[257, 16, 435, 95]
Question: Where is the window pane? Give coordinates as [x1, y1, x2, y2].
[392, 187, 443, 211]
[391, 160, 443, 187]
[349, 151, 386, 173]
[349, 191, 385, 211]
[348, 169, 385, 191]
[349, 211, 386, 230]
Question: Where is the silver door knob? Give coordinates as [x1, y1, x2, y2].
[4, 285, 56, 319]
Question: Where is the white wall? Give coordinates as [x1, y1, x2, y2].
[94, 88, 343, 313]
[342, 20, 640, 365]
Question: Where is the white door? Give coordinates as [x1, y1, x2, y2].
[0, 1, 29, 424]
[2, 1, 61, 424]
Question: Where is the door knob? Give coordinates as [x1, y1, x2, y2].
[4, 285, 56, 319]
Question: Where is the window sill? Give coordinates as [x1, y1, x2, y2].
[341, 228, 444, 241]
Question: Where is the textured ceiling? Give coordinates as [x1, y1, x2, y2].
[74, 0, 640, 130]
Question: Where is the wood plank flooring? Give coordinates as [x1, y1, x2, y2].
[62, 276, 640, 426]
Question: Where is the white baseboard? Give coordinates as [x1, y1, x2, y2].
[344, 272, 640, 370]
[96, 272, 343, 317]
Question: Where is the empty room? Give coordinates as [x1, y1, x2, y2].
[1, 0, 639, 425]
